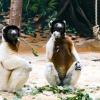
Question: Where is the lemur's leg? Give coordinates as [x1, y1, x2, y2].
[7, 67, 31, 92]
[45, 62, 60, 86]
[63, 62, 81, 87]
[0, 67, 11, 91]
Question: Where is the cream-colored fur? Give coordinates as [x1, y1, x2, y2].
[45, 62, 60, 86]
[45, 61, 80, 87]
[0, 40, 32, 92]
[46, 34, 55, 61]
[63, 62, 81, 86]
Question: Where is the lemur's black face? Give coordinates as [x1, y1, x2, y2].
[3, 25, 20, 46]
[50, 20, 66, 39]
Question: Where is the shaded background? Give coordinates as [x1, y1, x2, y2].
[0, 0, 100, 37]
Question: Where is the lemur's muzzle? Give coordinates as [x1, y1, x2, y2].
[53, 31, 61, 38]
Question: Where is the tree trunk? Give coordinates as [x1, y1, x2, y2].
[9, 0, 22, 27]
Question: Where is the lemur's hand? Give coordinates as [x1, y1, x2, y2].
[75, 61, 81, 71]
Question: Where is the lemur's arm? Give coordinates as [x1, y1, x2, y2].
[2, 57, 30, 71]
[46, 34, 55, 61]
[65, 36, 81, 70]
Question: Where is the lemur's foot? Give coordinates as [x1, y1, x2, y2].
[75, 62, 81, 71]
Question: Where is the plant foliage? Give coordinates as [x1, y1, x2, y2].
[14, 85, 93, 100]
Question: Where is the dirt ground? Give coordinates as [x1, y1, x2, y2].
[0, 35, 100, 100]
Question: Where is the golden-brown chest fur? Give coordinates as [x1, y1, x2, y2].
[51, 38, 74, 80]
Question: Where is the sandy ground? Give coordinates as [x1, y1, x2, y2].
[0, 37, 100, 100]
[20, 52, 100, 100]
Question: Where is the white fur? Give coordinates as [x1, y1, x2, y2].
[63, 20, 66, 25]
[11, 30, 17, 34]
[46, 34, 55, 61]
[45, 61, 81, 86]
[53, 31, 61, 38]
[57, 23, 62, 27]
[71, 44, 80, 62]
[48, 20, 53, 28]
[45, 62, 60, 86]
[0, 40, 32, 92]
[63, 62, 81, 86]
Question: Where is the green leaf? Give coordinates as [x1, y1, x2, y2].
[32, 48, 39, 56]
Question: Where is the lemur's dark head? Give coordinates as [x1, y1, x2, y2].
[2, 25, 20, 51]
[49, 20, 66, 39]
[2, 25, 20, 45]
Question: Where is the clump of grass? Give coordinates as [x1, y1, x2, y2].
[31, 85, 92, 100]
[32, 85, 72, 94]
[13, 91, 23, 100]
[13, 85, 93, 100]
[12, 96, 21, 100]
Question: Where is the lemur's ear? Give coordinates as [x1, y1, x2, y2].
[2, 26, 6, 34]
[48, 20, 53, 28]
[63, 20, 66, 26]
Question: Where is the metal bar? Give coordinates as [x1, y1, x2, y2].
[95, 0, 98, 25]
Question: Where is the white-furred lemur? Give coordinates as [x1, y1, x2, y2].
[0, 25, 32, 92]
